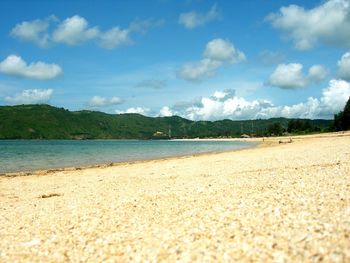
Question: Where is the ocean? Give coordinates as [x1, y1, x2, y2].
[0, 140, 256, 173]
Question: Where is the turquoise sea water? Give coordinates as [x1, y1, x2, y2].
[0, 140, 256, 173]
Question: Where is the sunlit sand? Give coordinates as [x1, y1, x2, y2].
[1, 132, 349, 261]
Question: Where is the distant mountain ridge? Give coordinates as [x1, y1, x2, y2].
[0, 104, 332, 139]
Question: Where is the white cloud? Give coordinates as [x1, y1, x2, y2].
[212, 88, 236, 101]
[54, 15, 132, 48]
[99, 27, 131, 49]
[320, 79, 350, 114]
[259, 80, 349, 119]
[4, 89, 53, 105]
[279, 97, 321, 119]
[177, 38, 245, 81]
[52, 15, 99, 45]
[10, 17, 54, 48]
[267, 0, 350, 50]
[134, 79, 167, 89]
[179, 4, 221, 29]
[267, 63, 327, 89]
[11, 15, 158, 49]
[267, 63, 307, 89]
[161, 79, 350, 120]
[98, 18, 163, 49]
[0, 55, 62, 80]
[308, 64, 328, 82]
[183, 96, 273, 121]
[337, 51, 350, 81]
[177, 58, 221, 81]
[159, 106, 173, 117]
[88, 96, 124, 107]
[203, 38, 246, 63]
[212, 91, 227, 100]
[116, 107, 150, 115]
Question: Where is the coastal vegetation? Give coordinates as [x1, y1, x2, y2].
[0, 104, 332, 139]
[333, 97, 350, 131]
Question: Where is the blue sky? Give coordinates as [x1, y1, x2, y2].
[0, 0, 349, 120]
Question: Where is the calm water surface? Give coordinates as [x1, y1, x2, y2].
[0, 140, 256, 173]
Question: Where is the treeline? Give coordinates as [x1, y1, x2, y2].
[0, 104, 336, 139]
[2, 97, 349, 140]
[333, 97, 350, 131]
[265, 119, 324, 136]
[265, 97, 350, 136]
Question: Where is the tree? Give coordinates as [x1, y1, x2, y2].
[342, 97, 350, 130]
[287, 119, 316, 133]
[334, 97, 350, 131]
[267, 122, 283, 136]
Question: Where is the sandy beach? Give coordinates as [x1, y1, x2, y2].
[1, 132, 350, 262]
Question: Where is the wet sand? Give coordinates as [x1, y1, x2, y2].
[1, 132, 349, 262]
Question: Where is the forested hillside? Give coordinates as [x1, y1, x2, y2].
[0, 104, 332, 139]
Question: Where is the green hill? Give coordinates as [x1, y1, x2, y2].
[0, 104, 332, 139]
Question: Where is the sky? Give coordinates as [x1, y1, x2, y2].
[0, 0, 350, 120]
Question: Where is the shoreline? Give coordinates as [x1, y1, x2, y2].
[2, 131, 349, 177]
[1, 131, 350, 261]
[1, 140, 260, 178]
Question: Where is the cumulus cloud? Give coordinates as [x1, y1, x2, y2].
[158, 106, 173, 117]
[52, 15, 99, 45]
[266, 63, 327, 89]
[337, 51, 350, 81]
[88, 96, 124, 107]
[10, 17, 55, 48]
[177, 58, 221, 81]
[177, 38, 245, 81]
[99, 18, 163, 48]
[160, 79, 350, 120]
[4, 89, 53, 105]
[183, 96, 274, 121]
[203, 38, 246, 63]
[267, 63, 306, 89]
[320, 79, 350, 114]
[267, 0, 350, 50]
[11, 15, 159, 49]
[99, 27, 130, 49]
[212, 88, 236, 101]
[308, 65, 329, 82]
[134, 79, 167, 89]
[116, 107, 150, 115]
[278, 97, 321, 119]
[179, 4, 221, 29]
[0, 55, 62, 80]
